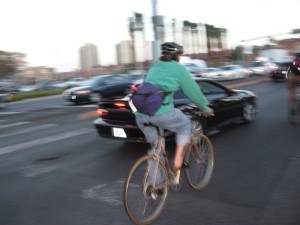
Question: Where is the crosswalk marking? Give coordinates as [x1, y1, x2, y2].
[0, 128, 94, 156]
[0, 124, 57, 138]
[0, 121, 31, 129]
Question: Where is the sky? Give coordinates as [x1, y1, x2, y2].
[1, 0, 299, 72]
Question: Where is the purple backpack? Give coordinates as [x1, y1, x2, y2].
[130, 82, 171, 116]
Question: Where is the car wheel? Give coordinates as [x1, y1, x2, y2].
[90, 93, 102, 103]
[242, 102, 256, 122]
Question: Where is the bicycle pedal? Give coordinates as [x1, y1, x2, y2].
[182, 161, 189, 168]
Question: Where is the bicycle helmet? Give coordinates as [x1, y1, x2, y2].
[161, 42, 184, 56]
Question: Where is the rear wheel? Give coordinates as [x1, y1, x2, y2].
[123, 155, 169, 225]
[184, 133, 214, 191]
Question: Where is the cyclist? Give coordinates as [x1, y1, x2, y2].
[287, 52, 300, 123]
[287, 52, 300, 101]
[135, 42, 214, 171]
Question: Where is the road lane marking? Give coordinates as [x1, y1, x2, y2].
[0, 112, 22, 115]
[82, 180, 124, 206]
[0, 121, 31, 129]
[77, 111, 97, 120]
[0, 128, 94, 156]
[0, 124, 57, 138]
[227, 78, 271, 89]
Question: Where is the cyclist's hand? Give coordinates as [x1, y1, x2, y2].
[202, 108, 214, 117]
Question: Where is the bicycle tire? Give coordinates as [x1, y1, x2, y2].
[184, 133, 214, 191]
[123, 155, 169, 225]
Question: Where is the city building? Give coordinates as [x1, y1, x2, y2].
[116, 41, 134, 65]
[79, 43, 99, 69]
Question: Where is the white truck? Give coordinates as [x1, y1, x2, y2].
[179, 56, 207, 76]
[259, 49, 293, 63]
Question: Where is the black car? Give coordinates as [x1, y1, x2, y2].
[271, 61, 292, 81]
[63, 74, 132, 104]
[93, 78, 257, 143]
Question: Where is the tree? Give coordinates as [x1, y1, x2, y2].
[0, 51, 18, 78]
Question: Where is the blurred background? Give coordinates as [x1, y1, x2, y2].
[0, 0, 300, 90]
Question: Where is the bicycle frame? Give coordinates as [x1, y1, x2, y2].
[143, 127, 174, 190]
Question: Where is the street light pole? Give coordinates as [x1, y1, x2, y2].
[152, 0, 160, 62]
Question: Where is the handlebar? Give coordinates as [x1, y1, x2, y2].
[178, 104, 213, 118]
[178, 104, 214, 132]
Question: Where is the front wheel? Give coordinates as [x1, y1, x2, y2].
[242, 102, 256, 122]
[184, 133, 214, 191]
[123, 155, 169, 225]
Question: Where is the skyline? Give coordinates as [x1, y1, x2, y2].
[1, 0, 299, 72]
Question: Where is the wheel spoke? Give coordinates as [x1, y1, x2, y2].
[185, 133, 214, 191]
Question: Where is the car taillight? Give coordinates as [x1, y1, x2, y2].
[96, 109, 108, 117]
[114, 102, 127, 110]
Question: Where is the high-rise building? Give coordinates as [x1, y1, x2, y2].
[116, 40, 153, 65]
[116, 40, 134, 65]
[79, 43, 99, 69]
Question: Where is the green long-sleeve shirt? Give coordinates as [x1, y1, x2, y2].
[136, 60, 209, 116]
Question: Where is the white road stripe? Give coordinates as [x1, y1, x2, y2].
[0, 121, 31, 129]
[0, 124, 57, 138]
[0, 128, 94, 156]
[0, 112, 22, 115]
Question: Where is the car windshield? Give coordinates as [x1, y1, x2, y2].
[205, 68, 221, 72]
[82, 76, 101, 86]
[173, 80, 227, 99]
[221, 66, 234, 71]
[276, 62, 291, 67]
[83, 75, 129, 86]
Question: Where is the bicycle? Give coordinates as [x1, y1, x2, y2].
[123, 105, 214, 225]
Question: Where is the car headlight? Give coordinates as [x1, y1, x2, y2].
[74, 90, 91, 94]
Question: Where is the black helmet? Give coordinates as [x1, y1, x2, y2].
[161, 42, 184, 55]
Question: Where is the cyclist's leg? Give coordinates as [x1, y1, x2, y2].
[150, 108, 192, 170]
[136, 116, 166, 185]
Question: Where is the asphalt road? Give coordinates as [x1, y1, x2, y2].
[0, 76, 299, 225]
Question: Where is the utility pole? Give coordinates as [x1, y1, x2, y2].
[152, 0, 164, 62]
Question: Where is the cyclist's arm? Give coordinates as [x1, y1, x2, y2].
[178, 67, 210, 112]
